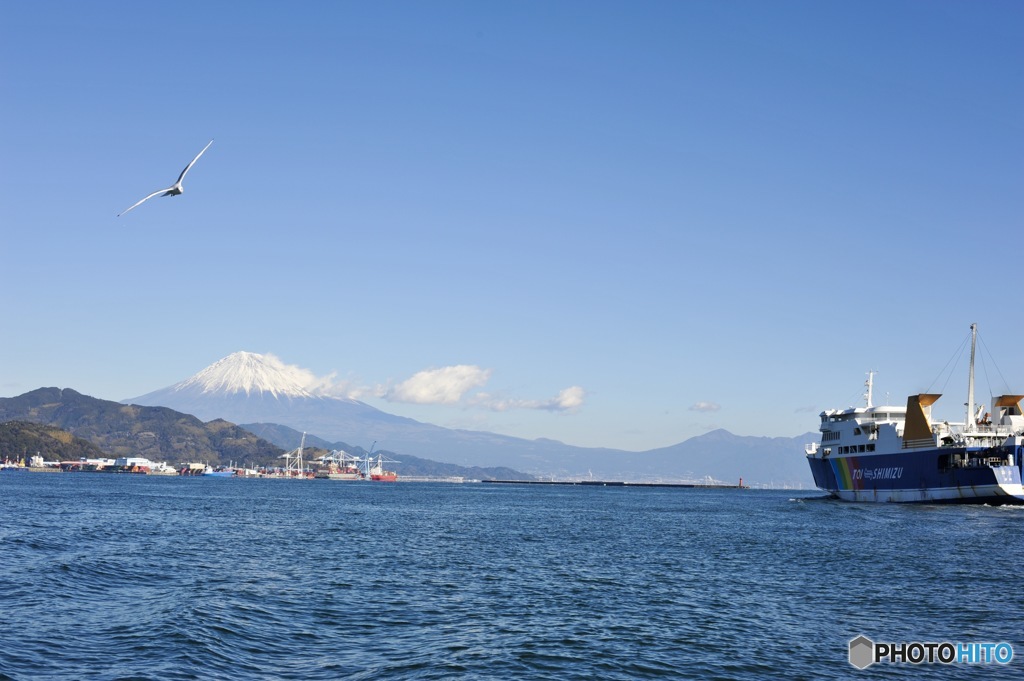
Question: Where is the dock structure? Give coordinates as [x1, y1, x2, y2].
[397, 476, 467, 483]
[481, 480, 745, 489]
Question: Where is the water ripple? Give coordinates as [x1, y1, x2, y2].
[2, 476, 1022, 679]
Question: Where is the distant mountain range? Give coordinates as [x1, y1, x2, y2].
[127, 352, 816, 487]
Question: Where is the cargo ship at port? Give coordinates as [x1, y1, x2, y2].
[805, 324, 1024, 504]
[368, 455, 398, 481]
[314, 450, 364, 480]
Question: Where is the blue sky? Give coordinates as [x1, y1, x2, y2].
[2, 1, 1022, 451]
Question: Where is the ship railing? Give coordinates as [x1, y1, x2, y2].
[955, 456, 1013, 469]
[943, 446, 1015, 470]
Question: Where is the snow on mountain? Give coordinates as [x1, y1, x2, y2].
[172, 351, 317, 399]
[126, 351, 417, 445]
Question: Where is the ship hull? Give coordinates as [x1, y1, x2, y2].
[315, 472, 362, 480]
[807, 448, 1024, 504]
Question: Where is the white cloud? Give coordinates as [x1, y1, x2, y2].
[551, 386, 586, 411]
[259, 354, 369, 400]
[384, 365, 492, 405]
[475, 385, 586, 412]
[261, 352, 322, 388]
[689, 401, 721, 412]
[302, 369, 341, 395]
[273, 355, 586, 413]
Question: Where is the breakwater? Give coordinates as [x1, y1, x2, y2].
[482, 479, 746, 488]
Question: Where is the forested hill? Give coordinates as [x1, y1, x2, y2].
[0, 421, 105, 462]
[0, 388, 284, 466]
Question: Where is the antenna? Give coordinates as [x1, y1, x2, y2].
[864, 371, 876, 408]
[966, 323, 977, 431]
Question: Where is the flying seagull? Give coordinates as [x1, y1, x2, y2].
[118, 140, 213, 216]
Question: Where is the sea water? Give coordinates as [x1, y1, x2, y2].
[1, 474, 1022, 680]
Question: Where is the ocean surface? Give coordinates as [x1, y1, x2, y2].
[1, 474, 1022, 680]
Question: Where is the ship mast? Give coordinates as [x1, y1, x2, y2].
[965, 323, 977, 433]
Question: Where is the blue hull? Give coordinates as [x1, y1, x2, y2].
[807, 446, 1024, 504]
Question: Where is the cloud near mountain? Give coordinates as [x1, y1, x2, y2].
[382, 365, 492, 405]
[473, 386, 586, 412]
[234, 354, 586, 413]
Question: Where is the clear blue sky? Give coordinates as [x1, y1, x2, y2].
[2, 1, 1022, 451]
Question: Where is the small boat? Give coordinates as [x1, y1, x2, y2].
[179, 463, 235, 477]
[148, 461, 179, 476]
[202, 465, 236, 477]
[805, 324, 1024, 504]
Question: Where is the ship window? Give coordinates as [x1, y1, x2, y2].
[854, 428, 861, 435]
[867, 444, 875, 452]
[858, 445, 866, 452]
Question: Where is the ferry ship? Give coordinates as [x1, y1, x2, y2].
[805, 324, 1024, 504]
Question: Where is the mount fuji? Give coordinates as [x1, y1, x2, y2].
[126, 351, 815, 486]
[127, 351, 420, 444]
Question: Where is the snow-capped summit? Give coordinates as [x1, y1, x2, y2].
[173, 351, 317, 399]
[126, 351, 416, 442]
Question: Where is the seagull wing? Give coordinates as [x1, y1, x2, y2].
[118, 187, 172, 217]
[175, 139, 213, 184]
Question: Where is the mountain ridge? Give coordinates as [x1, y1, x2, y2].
[0, 387, 284, 465]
